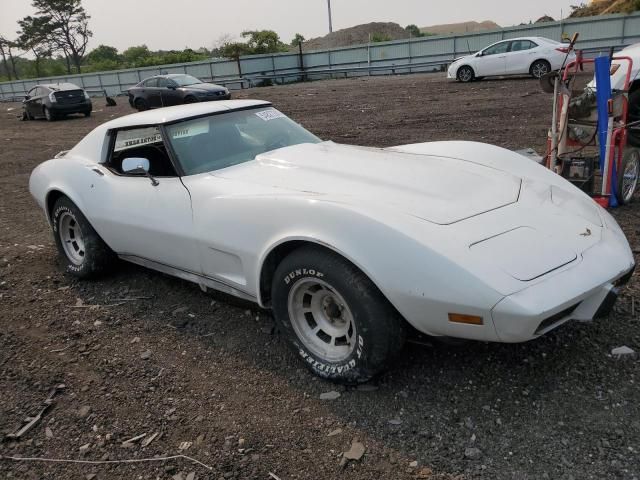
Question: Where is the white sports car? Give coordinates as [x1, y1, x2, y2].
[30, 100, 634, 383]
[447, 36, 576, 82]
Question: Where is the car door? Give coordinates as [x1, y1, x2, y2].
[475, 41, 510, 76]
[504, 39, 538, 75]
[159, 78, 182, 106]
[143, 78, 162, 108]
[24, 87, 39, 117]
[80, 125, 201, 274]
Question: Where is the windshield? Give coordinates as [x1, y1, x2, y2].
[166, 107, 321, 175]
[171, 74, 202, 86]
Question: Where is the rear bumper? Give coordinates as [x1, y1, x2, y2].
[50, 100, 92, 114]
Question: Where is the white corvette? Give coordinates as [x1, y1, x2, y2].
[447, 36, 576, 82]
[30, 100, 634, 383]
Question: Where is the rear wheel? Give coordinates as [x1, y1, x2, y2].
[51, 196, 115, 278]
[134, 98, 148, 111]
[457, 65, 475, 83]
[530, 60, 551, 79]
[271, 245, 406, 383]
[617, 147, 640, 205]
[44, 107, 55, 121]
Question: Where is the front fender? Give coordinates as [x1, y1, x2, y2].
[190, 192, 504, 339]
[29, 159, 92, 226]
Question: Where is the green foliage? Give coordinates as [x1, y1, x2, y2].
[405, 24, 424, 38]
[241, 30, 288, 54]
[86, 44, 119, 64]
[30, 0, 93, 73]
[371, 33, 392, 43]
[219, 42, 251, 60]
[291, 33, 305, 47]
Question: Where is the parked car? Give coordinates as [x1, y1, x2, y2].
[29, 100, 634, 383]
[127, 74, 230, 111]
[22, 83, 92, 121]
[447, 37, 576, 82]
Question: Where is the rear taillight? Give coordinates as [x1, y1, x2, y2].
[556, 47, 570, 53]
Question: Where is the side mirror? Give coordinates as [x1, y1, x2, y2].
[24, 95, 30, 101]
[122, 157, 150, 174]
[121, 157, 159, 186]
[476, 52, 483, 57]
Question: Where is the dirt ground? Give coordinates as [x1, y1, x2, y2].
[1, 73, 639, 480]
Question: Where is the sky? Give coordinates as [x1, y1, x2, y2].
[1, 0, 577, 52]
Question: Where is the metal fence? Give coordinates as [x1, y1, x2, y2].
[1, 11, 639, 101]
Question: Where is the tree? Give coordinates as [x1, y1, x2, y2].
[122, 44, 151, 66]
[17, 16, 54, 77]
[0, 37, 21, 79]
[86, 44, 119, 64]
[31, 0, 92, 73]
[405, 24, 424, 38]
[241, 30, 287, 54]
[291, 33, 305, 47]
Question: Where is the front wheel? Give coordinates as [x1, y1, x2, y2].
[617, 147, 640, 205]
[52, 196, 116, 278]
[530, 60, 551, 79]
[457, 65, 475, 83]
[271, 246, 406, 384]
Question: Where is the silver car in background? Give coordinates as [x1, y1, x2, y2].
[447, 36, 576, 82]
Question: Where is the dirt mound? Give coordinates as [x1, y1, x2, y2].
[420, 20, 500, 35]
[301, 22, 409, 50]
[569, 0, 639, 17]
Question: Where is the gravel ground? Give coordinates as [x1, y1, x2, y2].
[1, 72, 639, 480]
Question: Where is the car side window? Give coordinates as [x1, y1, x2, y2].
[510, 40, 536, 52]
[106, 126, 178, 177]
[483, 42, 510, 56]
[157, 78, 169, 88]
[144, 78, 158, 88]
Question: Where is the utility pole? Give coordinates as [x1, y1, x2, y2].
[327, 0, 333, 33]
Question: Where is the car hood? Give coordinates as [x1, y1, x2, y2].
[214, 141, 522, 225]
[451, 54, 474, 64]
[182, 83, 226, 93]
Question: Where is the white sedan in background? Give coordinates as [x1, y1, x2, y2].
[447, 36, 576, 82]
[29, 101, 634, 383]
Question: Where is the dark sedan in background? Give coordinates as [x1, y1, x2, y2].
[22, 83, 92, 121]
[127, 74, 230, 111]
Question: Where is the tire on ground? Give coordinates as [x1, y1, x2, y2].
[616, 147, 640, 205]
[51, 196, 116, 278]
[457, 65, 475, 83]
[271, 245, 406, 383]
[530, 59, 551, 79]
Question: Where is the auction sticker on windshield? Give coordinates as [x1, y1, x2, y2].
[255, 108, 285, 121]
[114, 127, 162, 152]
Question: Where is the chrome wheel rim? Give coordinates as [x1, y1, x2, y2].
[287, 278, 356, 362]
[459, 67, 472, 82]
[59, 212, 85, 265]
[532, 62, 549, 78]
[622, 153, 639, 203]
